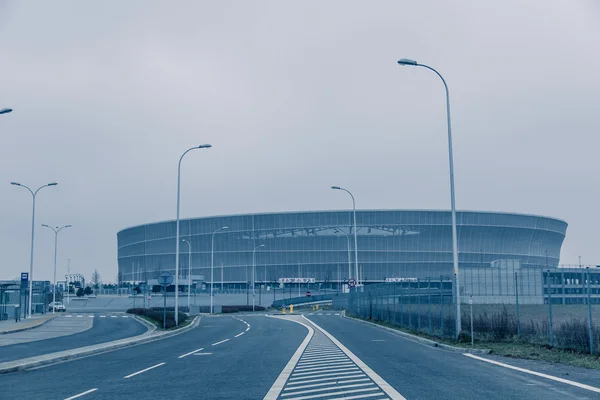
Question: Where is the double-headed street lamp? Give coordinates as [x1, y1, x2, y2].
[181, 239, 192, 309]
[397, 58, 462, 337]
[331, 186, 359, 287]
[252, 244, 265, 312]
[11, 182, 58, 318]
[0, 108, 12, 115]
[41, 224, 72, 312]
[211, 226, 228, 314]
[174, 144, 211, 325]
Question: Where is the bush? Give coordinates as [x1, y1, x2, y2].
[222, 305, 266, 313]
[126, 308, 187, 329]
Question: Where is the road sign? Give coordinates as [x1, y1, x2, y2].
[158, 272, 173, 286]
[306, 291, 311, 297]
[348, 278, 356, 287]
[20, 272, 28, 281]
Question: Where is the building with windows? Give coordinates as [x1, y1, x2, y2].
[117, 210, 568, 298]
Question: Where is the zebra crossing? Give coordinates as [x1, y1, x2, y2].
[62, 314, 129, 318]
[277, 325, 391, 399]
[306, 313, 340, 316]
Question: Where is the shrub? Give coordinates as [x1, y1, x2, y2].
[126, 308, 187, 329]
[222, 305, 266, 313]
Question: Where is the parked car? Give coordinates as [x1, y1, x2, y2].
[48, 302, 66, 312]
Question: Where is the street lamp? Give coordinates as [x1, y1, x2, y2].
[174, 144, 211, 325]
[41, 224, 72, 312]
[0, 108, 13, 115]
[11, 181, 58, 318]
[252, 244, 265, 312]
[396, 58, 462, 337]
[331, 186, 359, 287]
[333, 228, 352, 287]
[181, 239, 192, 310]
[211, 226, 228, 314]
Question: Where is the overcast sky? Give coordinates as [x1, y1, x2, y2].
[1, 1, 599, 283]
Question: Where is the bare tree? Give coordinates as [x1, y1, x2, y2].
[91, 269, 101, 289]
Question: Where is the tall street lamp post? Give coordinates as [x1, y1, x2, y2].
[174, 144, 211, 325]
[252, 244, 265, 312]
[11, 182, 58, 318]
[181, 239, 192, 309]
[397, 58, 462, 337]
[331, 186, 359, 286]
[333, 228, 352, 288]
[41, 224, 72, 312]
[211, 226, 228, 314]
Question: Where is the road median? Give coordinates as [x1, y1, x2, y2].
[0, 316, 200, 374]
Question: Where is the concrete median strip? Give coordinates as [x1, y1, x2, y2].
[0, 315, 200, 374]
[341, 312, 490, 354]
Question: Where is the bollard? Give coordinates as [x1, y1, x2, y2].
[515, 272, 520, 339]
[316, 304, 319, 311]
[290, 304, 294, 314]
[282, 306, 286, 314]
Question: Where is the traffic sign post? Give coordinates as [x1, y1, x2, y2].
[348, 278, 356, 288]
[158, 272, 173, 329]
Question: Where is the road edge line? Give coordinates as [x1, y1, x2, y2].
[302, 315, 406, 400]
[0, 316, 200, 374]
[464, 353, 600, 394]
[0, 314, 58, 335]
[264, 316, 315, 399]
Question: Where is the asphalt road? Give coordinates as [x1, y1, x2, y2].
[304, 313, 600, 400]
[0, 315, 306, 400]
[0, 313, 147, 363]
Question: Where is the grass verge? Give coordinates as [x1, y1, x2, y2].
[348, 315, 600, 370]
[136, 314, 193, 331]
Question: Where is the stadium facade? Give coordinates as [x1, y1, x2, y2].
[117, 210, 568, 296]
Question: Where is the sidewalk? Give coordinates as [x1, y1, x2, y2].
[0, 314, 56, 335]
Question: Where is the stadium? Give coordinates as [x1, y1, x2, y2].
[117, 210, 568, 296]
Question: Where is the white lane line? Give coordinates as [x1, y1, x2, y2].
[110, 315, 118, 318]
[281, 382, 375, 397]
[370, 340, 385, 342]
[264, 317, 315, 400]
[328, 392, 387, 400]
[298, 356, 349, 364]
[193, 353, 213, 356]
[291, 366, 360, 377]
[63, 388, 98, 400]
[284, 378, 371, 391]
[302, 315, 405, 400]
[123, 362, 166, 379]
[286, 374, 365, 386]
[235, 332, 245, 338]
[88, 315, 94, 318]
[296, 360, 353, 368]
[65, 315, 72, 318]
[464, 354, 600, 394]
[76, 315, 83, 318]
[178, 347, 204, 359]
[334, 313, 340, 316]
[294, 362, 355, 372]
[245, 327, 250, 332]
[99, 315, 106, 318]
[122, 316, 129, 318]
[284, 387, 381, 400]
[289, 370, 364, 381]
[211, 339, 230, 346]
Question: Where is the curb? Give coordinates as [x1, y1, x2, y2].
[0, 314, 58, 335]
[131, 314, 157, 334]
[0, 316, 201, 374]
[342, 313, 490, 354]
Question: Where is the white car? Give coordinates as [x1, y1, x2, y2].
[48, 302, 66, 312]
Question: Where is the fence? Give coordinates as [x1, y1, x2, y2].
[347, 274, 599, 355]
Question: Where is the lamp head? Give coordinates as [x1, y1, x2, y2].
[198, 144, 212, 149]
[397, 58, 418, 66]
[331, 186, 341, 190]
[10, 182, 21, 186]
[48, 182, 58, 186]
[0, 108, 12, 114]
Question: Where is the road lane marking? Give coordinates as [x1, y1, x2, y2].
[110, 315, 118, 318]
[292, 367, 360, 377]
[464, 354, 600, 394]
[123, 362, 166, 379]
[245, 327, 250, 332]
[286, 374, 365, 385]
[65, 315, 72, 318]
[211, 339, 230, 346]
[99, 315, 106, 318]
[285, 387, 381, 400]
[264, 317, 315, 399]
[289, 371, 365, 381]
[285, 378, 370, 390]
[281, 382, 376, 397]
[63, 388, 98, 400]
[328, 392, 388, 400]
[302, 315, 405, 400]
[193, 353, 213, 356]
[295, 362, 355, 372]
[76, 315, 83, 318]
[297, 360, 353, 368]
[370, 340, 385, 342]
[235, 332, 245, 337]
[122, 316, 128, 318]
[178, 348, 204, 359]
[88, 315, 94, 318]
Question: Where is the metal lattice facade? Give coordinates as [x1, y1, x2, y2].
[117, 210, 567, 286]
